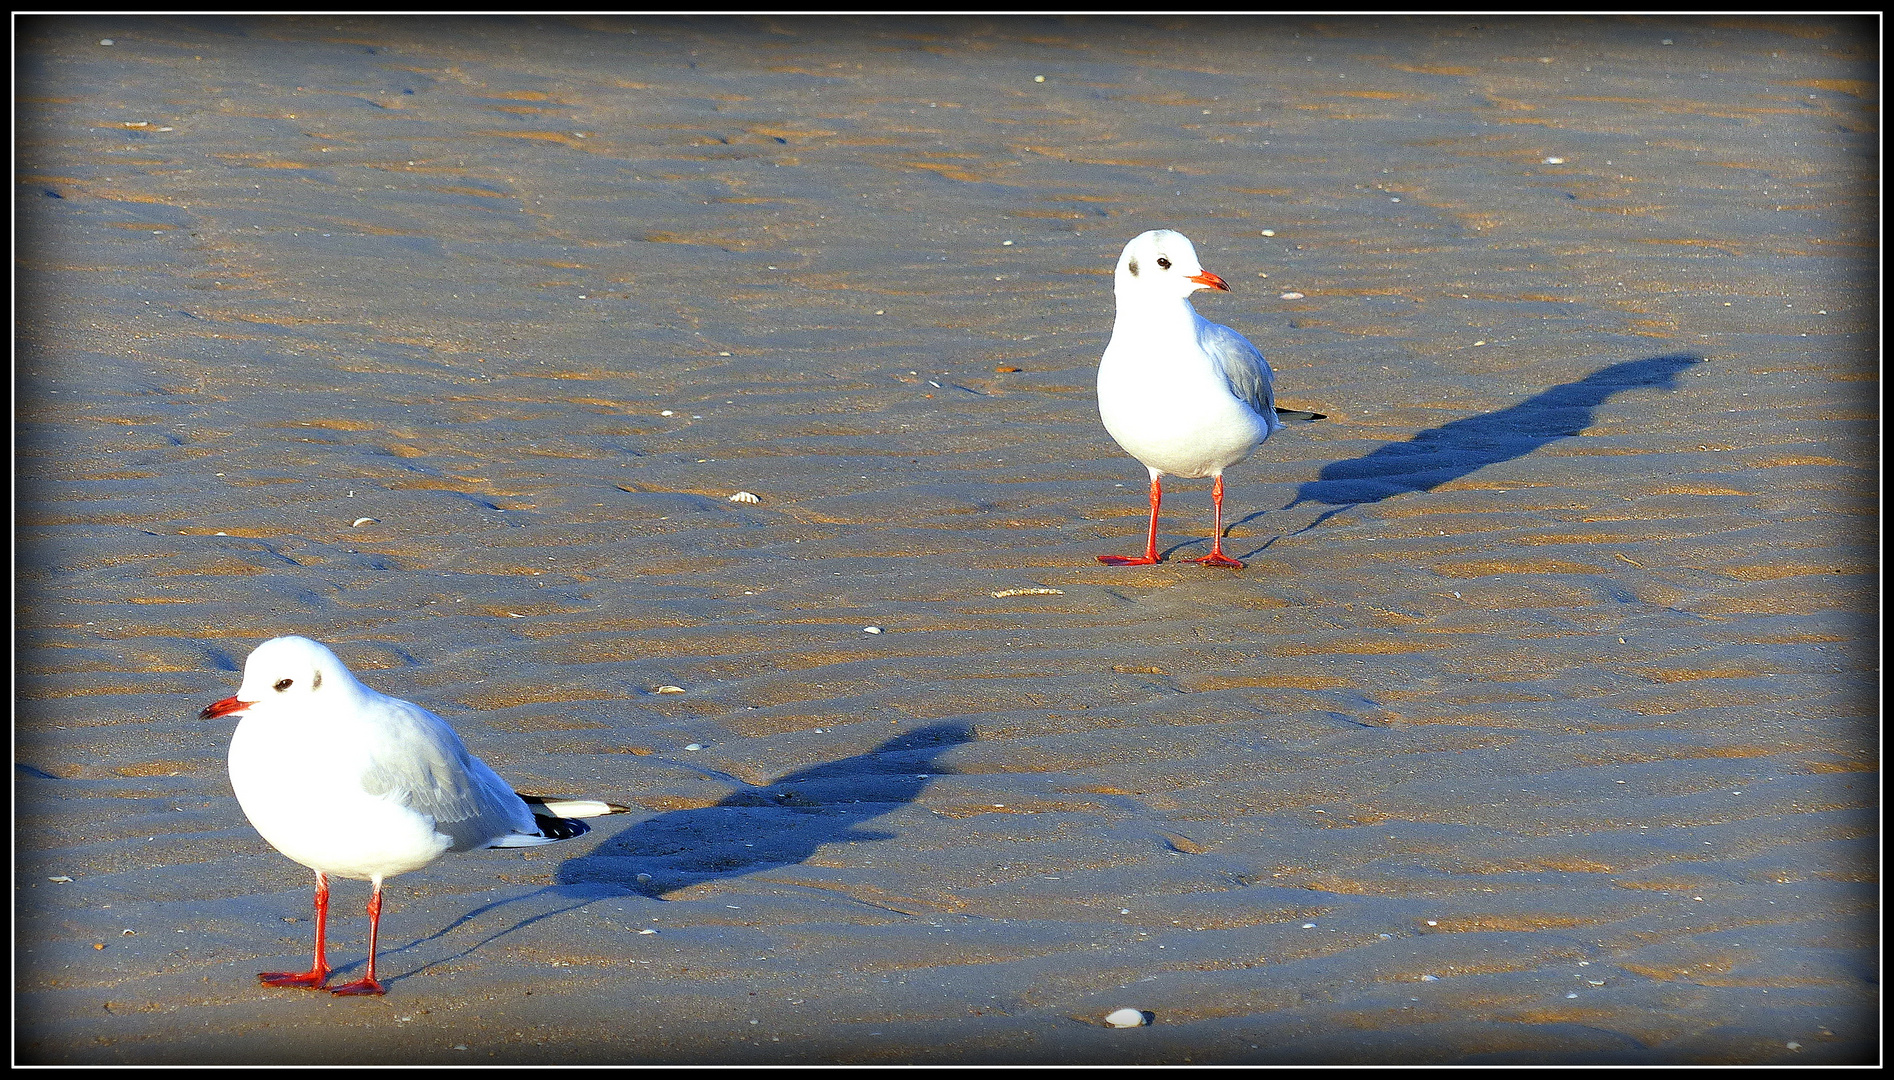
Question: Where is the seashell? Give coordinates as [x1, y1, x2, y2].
[862, 626, 883, 634]
[684, 743, 703, 751]
[1280, 292, 1305, 300]
[1105, 1008, 1149, 1028]
[728, 491, 760, 503]
[351, 517, 377, 528]
[991, 587, 1063, 598]
[653, 685, 685, 694]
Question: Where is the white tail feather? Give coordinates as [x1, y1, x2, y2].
[525, 798, 627, 819]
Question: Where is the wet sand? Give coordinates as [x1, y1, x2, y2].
[14, 15, 1878, 1064]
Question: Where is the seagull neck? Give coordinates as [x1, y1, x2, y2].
[1114, 293, 1200, 337]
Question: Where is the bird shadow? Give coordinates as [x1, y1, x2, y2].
[554, 721, 973, 899]
[368, 885, 607, 987]
[1268, 353, 1705, 537]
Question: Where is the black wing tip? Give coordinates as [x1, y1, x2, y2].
[532, 815, 591, 842]
[1274, 408, 1328, 422]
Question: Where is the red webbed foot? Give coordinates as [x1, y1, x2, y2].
[1097, 555, 1161, 566]
[1192, 553, 1245, 568]
[328, 977, 386, 996]
[259, 968, 329, 989]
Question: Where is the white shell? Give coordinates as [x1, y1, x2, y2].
[991, 587, 1063, 598]
[351, 517, 378, 528]
[862, 626, 883, 634]
[728, 491, 760, 503]
[1105, 1008, 1148, 1028]
[654, 685, 686, 694]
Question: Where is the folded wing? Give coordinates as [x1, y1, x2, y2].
[356, 697, 540, 851]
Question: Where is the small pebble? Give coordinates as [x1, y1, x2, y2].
[99, 38, 113, 45]
[1786, 1042, 1801, 1052]
[728, 491, 760, 504]
[49, 876, 73, 884]
[660, 410, 675, 417]
[635, 873, 653, 883]
[1421, 974, 1439, 982]
[1302, 923, 1317, 929]
[684, 743, 704, 751]
[991, 587, 1062, 598]
[863, 626, 883, 634]
[1002, 240, 1014, 246]
[351, 517, 377, 528]
[994, 365, 1021, 373]
[1280, 292, 1305, 300]
[1105, 1008, 1148, 1028]
[1033, 75, 1045, 83]
[1261, 229, 1276, 237]
[638, 927, 657, 934]
[654, 685, 686, 694]
[1543, 156, 1565, 164]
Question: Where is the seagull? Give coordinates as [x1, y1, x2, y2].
[1095, 229, 1323, 568]
[201, 635, 628, 996]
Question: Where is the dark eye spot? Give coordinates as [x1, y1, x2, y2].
[273, 678, 293, 692]
[1157, 257, 1171, 270]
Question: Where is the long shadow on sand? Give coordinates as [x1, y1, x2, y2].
[1266, 353, 1703, 537]
[556, 722, 972, 899]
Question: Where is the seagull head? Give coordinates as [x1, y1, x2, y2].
[1114, 229, 1230, 303]
[200, 635, 362, 719]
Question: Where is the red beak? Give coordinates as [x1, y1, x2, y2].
[1188, 270, 1230, 292]
[199, 695, 252, 720]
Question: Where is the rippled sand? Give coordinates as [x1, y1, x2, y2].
[16, 15, 1877, 1064]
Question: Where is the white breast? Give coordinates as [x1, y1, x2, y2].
[1097, 335, 1270, 478]
[228, 712, 452, 881]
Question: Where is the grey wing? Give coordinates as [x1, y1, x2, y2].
[358, 698, 537, 852]
[1200, 320, 1278, 419]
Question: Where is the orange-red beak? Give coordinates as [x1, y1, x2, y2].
[1188, 270, 1230, 292]
[199, 695, 252, 720]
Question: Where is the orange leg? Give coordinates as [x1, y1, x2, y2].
[328, 880, 387, 996]
[1099, 474, 1163, 566]
[259, 871, 331, 988]
[1193, 475, 1245, 568]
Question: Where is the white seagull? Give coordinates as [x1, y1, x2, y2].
[1095, 229, 1323, 568]
[201, 635, 628, 996]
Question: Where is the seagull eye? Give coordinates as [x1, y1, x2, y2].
[273, 678, 293, 692]
[1156, 257, 1171, 270]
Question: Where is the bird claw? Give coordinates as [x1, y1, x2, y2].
[328, 978, 386, 996]
[1097, 555, 1160, 566]
[1193, 553, 1245, 568]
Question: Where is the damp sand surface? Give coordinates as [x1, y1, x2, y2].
[15, 15, 1878, 1065]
